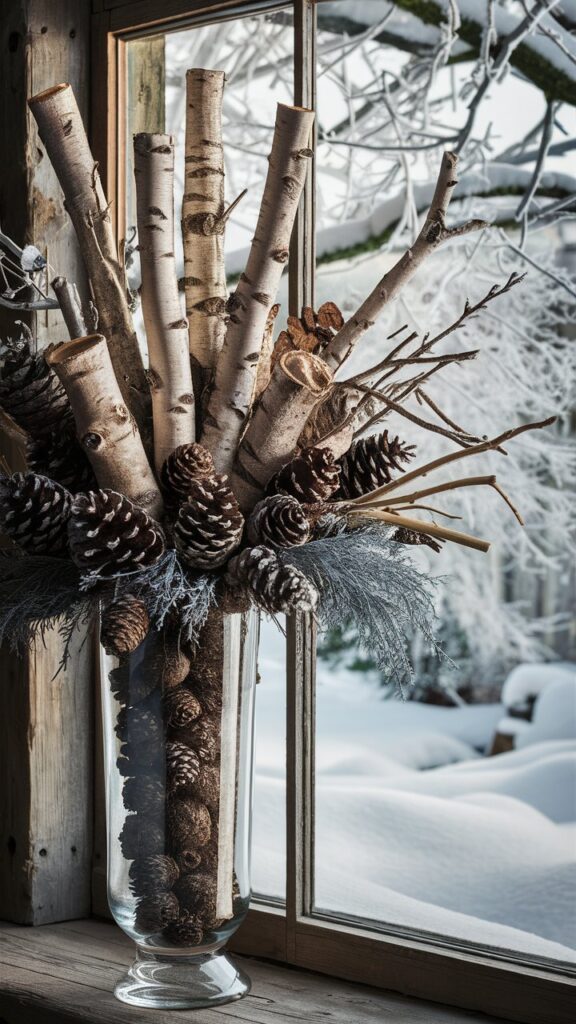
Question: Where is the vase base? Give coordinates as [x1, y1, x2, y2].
[114, 949, 250, 1009]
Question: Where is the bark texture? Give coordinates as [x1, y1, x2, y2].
[46, 335, 163, 519]
[202, 104, 315, 474]
[134, 133, 195, 474]
[28, 84, 150, 441]
[182, 69, 227, 394]
[51, 277, 87, 339]
[231, 350, 333, 512]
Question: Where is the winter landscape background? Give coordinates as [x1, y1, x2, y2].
[126, 0, 576, 969]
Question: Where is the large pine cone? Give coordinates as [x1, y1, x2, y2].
[247, 495, 310, 549]
[129, 854, 179, 897]
[336, 431, 415, 499]
[166, 741, 201, 793]
[27, 427, 97, 494]
[174, 475, 243, 569]
[271, 446, 340, 503]
[101, 594, 150, 657]
[0, 333, 71, 438]
[161, 443, 215, 501]
[68, 489, 165, 579]
[227, 545, 318, 615]
[0, 472, 72, 553]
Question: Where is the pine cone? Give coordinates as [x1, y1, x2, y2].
[190, 764, 221, 808]
[119, 815, 164, 861]
[108, 662, 158, 707]
[175, 716, 219, 763]
[163, 687, 202, 730]
[129, 854, 179, 897]
[167, 796, 212, 849]
[161, 443, 215, 501]
[0, 472, 72, 553]
[176, 849, 202, 873]
[247, 495, 310, 549]
[271, 446, 340, 503]
[166, 741, 201, 793]
[336, 431, 415, 499]
[101, 595, 150, 657]
[393, 527, 443, 554]
[115, 703, 163, 747]
[174, 872, 217, 921]
[27, 427, 97, 494]
[227, 546, 318, 615]
[68, 489, 165, 579]
[174, 475, 243, 569]
[0, 333, 71, 438]
[164, 911, 204, 946]
[189, 676, 222, 716]
[135, 892, 179, 934]
[123, 774, 165, 815]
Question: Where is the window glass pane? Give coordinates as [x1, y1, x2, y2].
[313, 0, 576, 968]
[125, 6, 294, 904]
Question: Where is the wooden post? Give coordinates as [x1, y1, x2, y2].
[0, 0, 95, 924]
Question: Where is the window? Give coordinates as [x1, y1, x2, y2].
[95, 2, 576, 1019]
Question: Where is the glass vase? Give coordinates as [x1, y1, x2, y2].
[100, 607, 259, 1009]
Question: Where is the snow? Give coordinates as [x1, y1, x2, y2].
[252, 620, 576, 964]
[502, 661, 576, 708]
[516, 674, 576, 749]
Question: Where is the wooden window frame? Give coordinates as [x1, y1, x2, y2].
[90, 3, 575, 1022]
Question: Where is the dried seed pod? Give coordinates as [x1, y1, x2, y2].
[167, 796, 212, 849]
[176, 849, 203, 874]
[134, 891, 179, 934]
[129, 854, 179, 897]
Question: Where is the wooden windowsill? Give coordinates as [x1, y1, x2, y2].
[0, 918, 511, 1024]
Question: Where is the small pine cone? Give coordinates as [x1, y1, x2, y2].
[164, 910, 204, 947]
[191, 764, 221, 809]
[174, 475, 243, 570]
[393, 526, 443, 554]
[0, 472, 72, 554]
[27, 427, 97, 494]
[163, 687, 202, 730]
[247, 495, 310, 549]
[167, 796, 212, 849]
[166, 741, 201, 793]
[336, 431, 415, 499]
[176, 849, 202, 873]
[68, 489, 165, 579]
[108, 662, 158, 707]
[272, 446, 340, 503]
[115, 703, 163, 747]
[0, 333, 71, 438]
[123, 774, 165, 815]
[227, 546, 318, 615]
[129, 854, 179, 897]
[175, 715, 219, 763]
[101, 595, 150, 657]
[119, 815, 164, 861]
[174, 872, 217, 922]
[135, 891, 179, 934]
[198, 836, 219, 873]
[189, 676, 222, 717]
[161, 443, 215, 501]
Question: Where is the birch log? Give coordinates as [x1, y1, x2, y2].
[28, 84, 150, 440]
[202, 104, 315, 474]
[134, 133, 195, 474]
[182, 69, 227, 394]
[231, 350, 333, 512]
[323, 151, 487, 372]
[46, 335, 163, 519]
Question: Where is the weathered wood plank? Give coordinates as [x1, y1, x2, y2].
[0, 919, 511, 1024]
[0, 0, 95, 925]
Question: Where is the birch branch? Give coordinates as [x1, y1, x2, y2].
[46, 335, 163, 520]
[322, 151, 488, 372]
[51, 276, 87, 338]
[28, 84, 150, 441]
[231, 350, 333, 513]
[182, 69, 227, 395]
[202, 104, 315, 474]
[254, 303, 280, 401]
[134, 133, 196, 474]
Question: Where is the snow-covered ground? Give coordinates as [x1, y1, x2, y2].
[252, 619, 576, 965]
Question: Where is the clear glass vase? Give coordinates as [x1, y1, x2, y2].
[100, 608, 259, 1009]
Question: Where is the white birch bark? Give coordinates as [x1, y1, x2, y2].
[46, 335, 163, 519]
[231, 350, 333, 513]
[28, 84, 151, 442]
[201, 104, 315, 474]
[134, 133, 196, 474]
[182, 69, 227, 393]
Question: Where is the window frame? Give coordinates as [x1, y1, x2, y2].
[90, 3, 575, 1021]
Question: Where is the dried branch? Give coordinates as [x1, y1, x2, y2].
[51, 276, 87, 339]
[348, 507, 491, 553]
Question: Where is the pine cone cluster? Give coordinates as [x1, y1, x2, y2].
[0, 472, 72, 553]
[68, 489, 165, 578]
[174, 475, 243, 569]
[228, 545, 318, 615]
[247, 495, 310, 549]
[271, 446, 340, 503]
[272, 302, 344, 365]
[0, 333, 70, 437]
[336, 431, 415, 499]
